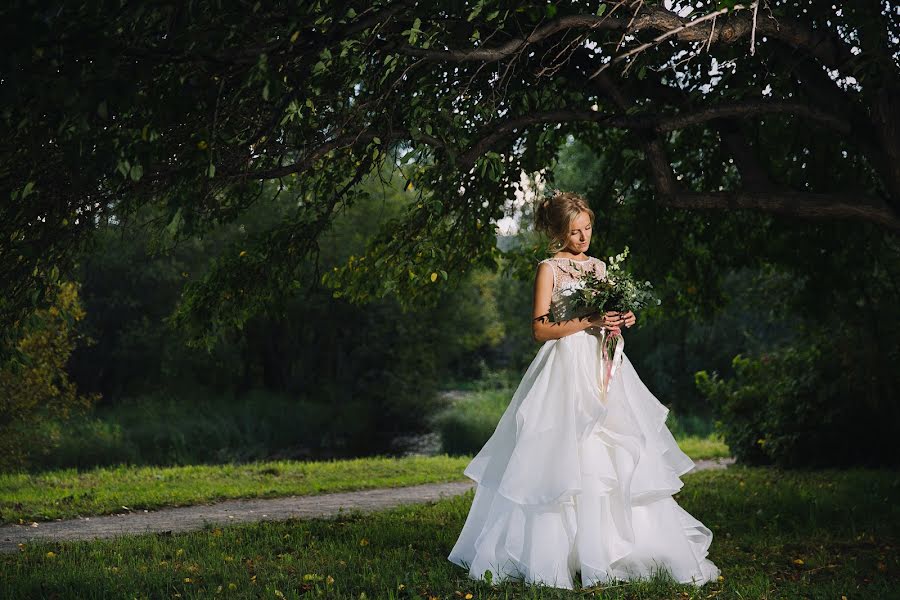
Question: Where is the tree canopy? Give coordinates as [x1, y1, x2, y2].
[3, 0, 898, 349]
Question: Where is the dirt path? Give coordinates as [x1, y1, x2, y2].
[0, 457, 735, 553]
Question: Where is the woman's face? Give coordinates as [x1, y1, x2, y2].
[565, 211, 592, 253]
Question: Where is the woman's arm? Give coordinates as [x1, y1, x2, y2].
[531, 262, 597, 342]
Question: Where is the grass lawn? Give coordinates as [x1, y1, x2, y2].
[0, 455, 472, 526]
[1, 434, 728, 526]
[676, 434, 731, 460]
[2, 466, 897, 598]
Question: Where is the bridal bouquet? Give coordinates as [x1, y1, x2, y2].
[570, 246, 660, 401]
[569, 246, 660, 315]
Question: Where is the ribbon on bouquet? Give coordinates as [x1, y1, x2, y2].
[598, 326, 625, 404]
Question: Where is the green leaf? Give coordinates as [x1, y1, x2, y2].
[597, 4, 608, 16]
[207, 163, 216, 178]
[21, 181, 35, 199]
[467, 1, 483, 21]
[165, 208, 184, 238]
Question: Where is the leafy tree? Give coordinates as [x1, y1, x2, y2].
[0, 281, 100, 471]
[2, 0, 898, 352]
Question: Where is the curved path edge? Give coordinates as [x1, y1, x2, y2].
[1, 456, 735, 553]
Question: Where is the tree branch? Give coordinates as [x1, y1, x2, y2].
[222, 131, 380, 181]
[400, 14, 628, 62]
[457, 100, 851, 169]
[662, 190, 900, 230]
[399, 5, 856, 73]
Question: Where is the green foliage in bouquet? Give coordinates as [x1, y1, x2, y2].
[569, 247, 660, 314]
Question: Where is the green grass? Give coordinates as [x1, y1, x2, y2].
[3, 467, 897, 598]
[676, 433, 732, 460]
[0, 455, 471, 525]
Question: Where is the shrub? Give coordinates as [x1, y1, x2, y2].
[0, 281, 101, 472]
[696, 327, 899, 468]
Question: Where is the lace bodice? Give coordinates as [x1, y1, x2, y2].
[539, 256, 608, 322]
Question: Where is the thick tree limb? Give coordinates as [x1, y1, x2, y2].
[457, 100, 851, 169]
[401, 14, 628, 62]
[591, 70, 680, 197]
[225, 98, 847, 183]
[400, 5, 856, 73]
[662, 190, 900, 230]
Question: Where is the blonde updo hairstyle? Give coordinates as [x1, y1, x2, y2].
[534, 190, 595, 254]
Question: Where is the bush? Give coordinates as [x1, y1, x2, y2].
[0, 281, 101, 472]
[696, 327, 900, 468]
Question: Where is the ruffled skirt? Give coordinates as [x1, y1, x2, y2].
[447, 330, 721, 589]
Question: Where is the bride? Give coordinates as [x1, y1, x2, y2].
[447, 190, 721, 590]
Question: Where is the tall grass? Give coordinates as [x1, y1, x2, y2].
[22, 388, 362, 473]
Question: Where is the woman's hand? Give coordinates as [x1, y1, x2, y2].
[585, 311, 621, 333]
[586, 310, 636, 333]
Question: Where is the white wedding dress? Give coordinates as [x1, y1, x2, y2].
[447, 256, 721, 590]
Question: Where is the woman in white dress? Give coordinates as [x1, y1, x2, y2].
[447, 191, 721, 590]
